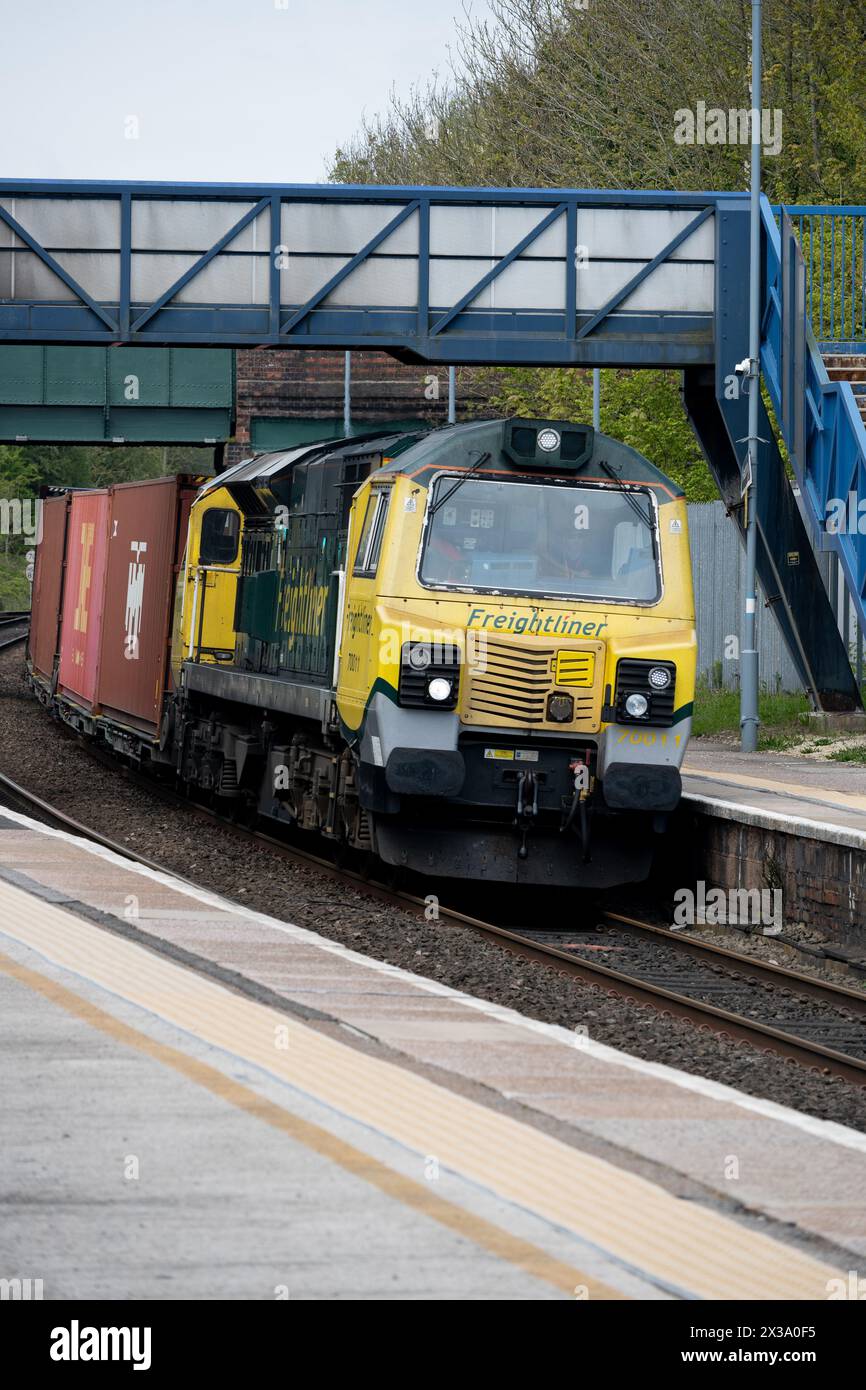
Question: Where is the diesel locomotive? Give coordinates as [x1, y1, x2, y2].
[28, 417, 696, 887]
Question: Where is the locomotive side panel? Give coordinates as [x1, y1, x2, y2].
[235, 455, 355, 684]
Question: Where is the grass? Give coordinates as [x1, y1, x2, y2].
[757, 732, 805, 751]
[691, 683, 811, 742]
[828, 745, 866, 763]
[0, 552, 31, 610]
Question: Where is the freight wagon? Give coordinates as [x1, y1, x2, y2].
[29, 476, 198, 751]
[28, 418, 697, 888]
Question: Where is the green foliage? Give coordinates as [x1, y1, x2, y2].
[828, 745, 866, 763]
[0, 552, 32, 608]
[331, 0, 866, 487]
[692, 681, 811, 738]
[0, 443, 212, 605]
[331, 0, 866, 205]
[0, 443, 210, 493]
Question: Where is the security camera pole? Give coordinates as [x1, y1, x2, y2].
[740, 0, 763, 752]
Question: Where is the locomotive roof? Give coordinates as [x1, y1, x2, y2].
[376, 417, 684, 498]
[197, 429, 417, 497]
[200, 417, 683, 501]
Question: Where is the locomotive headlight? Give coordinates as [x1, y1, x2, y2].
[614, 658, 676, 727]
[427, 676, 453, 702]
[624, 692, 649, 718]
[400, 641, 460, 709]
[537, 428, 561, 453]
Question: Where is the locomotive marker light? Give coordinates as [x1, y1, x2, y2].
[648, 667, 672, 690]
[408, 644, 432, 670]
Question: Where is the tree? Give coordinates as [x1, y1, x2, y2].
[330, 0, 865, 495]
[331, 0, 866, 203]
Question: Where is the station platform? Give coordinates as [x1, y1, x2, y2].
[683, 742, 866, 848]
[679, 743, 866, 943]
[0, 805, 864, 1300]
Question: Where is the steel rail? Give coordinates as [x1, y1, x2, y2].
[0, 620, 29, 651]
[601, 909, 866, 1018]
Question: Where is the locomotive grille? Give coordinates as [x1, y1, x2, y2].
[463, 638, 604, 730]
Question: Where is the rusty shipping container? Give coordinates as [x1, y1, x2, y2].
[57, 490, 110, 708]
[28, 494, 69, 682]
[96, 476, 197, 733]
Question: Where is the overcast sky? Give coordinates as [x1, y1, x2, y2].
[1, 0, 486, 184]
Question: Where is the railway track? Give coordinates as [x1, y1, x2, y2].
[498, 918, 866, 1087]
[2, 757, 866, 1089]
[0, 612, 29, 650]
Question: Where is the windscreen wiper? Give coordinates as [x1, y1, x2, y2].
[598, 458, 653, 529]
[428, 451, 492, 519]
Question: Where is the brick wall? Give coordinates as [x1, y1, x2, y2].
[226, 349, 495, 465]
[672, 806, 866, 952]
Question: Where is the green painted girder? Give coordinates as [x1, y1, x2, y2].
[0, 345, 234, 443]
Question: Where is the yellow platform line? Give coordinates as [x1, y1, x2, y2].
[0, 950, 613, 1300]
[0, 879, 843, 1300]
[684, 765, 866, 817]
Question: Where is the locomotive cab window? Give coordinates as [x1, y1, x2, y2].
[353, 487, 391, 577]
[199, 508, 240, 565]
[419, 476, 660, 603]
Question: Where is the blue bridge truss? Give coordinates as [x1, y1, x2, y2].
[0, 178, 864, 709]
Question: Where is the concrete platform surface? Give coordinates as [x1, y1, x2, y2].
[684, 741, 866, 846]
[1, 806, 865, 1301]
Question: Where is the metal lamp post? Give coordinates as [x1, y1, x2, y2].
[740, 0, 763, 752]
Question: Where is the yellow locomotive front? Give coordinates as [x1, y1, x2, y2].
[337, 417, 696, 887]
